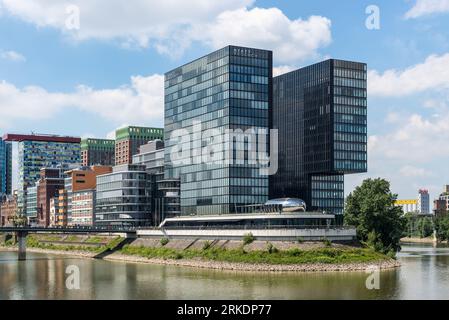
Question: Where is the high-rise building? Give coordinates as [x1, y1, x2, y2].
[164, 45, 272, 215]
[270, 59, 368, 219]
[0, 140, 12, 196]
[3, 134, 81, 215]
[81, 138, 115, 166]
[132, 140, 180, 224]
[95, 164, 152, 227]
[418, 189, 430, 214]
[434, 186, 449, 217]
[115, 126, 164, 165]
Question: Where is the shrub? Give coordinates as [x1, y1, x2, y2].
[322, 238, 332, 247]
[296, 237, 304, 244]
[266, 242, 278, 254]
[243, 233, 255, 245]
[202, 240, 212, 250]
[160, 237, 169, 246]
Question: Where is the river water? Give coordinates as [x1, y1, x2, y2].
[0, 243, 448, 300]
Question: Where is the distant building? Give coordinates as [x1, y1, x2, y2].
[95, 164, 152, 227]
[132, 140, 180, 224]
[81, 138, 115, 166]
[0, 140, 12, 196]
[418, 189, 430, 214]
[25, 185, 38, 219]
[434, 185, 449, 217]
[395, 199, 418, 214]
[3, 134, 81, 215]
[115, 126, 163, 165]
[0, 193, 17, 226]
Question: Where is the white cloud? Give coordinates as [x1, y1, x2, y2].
[1, 50, 26, 62]
[369, 53, 449, 97]
[273, 65, 296, 77]
[399, 165, 433, 178]
[0, 1, 332, 64]
[0, 74, 164, 130]
[197, 8, 332, 64]
[405, 0, 449, 19]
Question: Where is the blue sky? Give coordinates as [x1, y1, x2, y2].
[1, 0, 449, 200]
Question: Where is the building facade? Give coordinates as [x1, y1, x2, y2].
[395, 199, 418, 214]
[95, 164, 152, 227]
[115, 126, 164, 165]
[25, 185, 38, 220]
[64, 165, 112, 226]
[3, 134, 81, 215]
[0, 193, 17, 226]
[81, 138, 115, 166]
[71, 189, 96, 226]
[434, 185, 449, 217]
[270, 59, 368, 218]
[132, 140, 181, 224]
[37, 167, 67, 226]
[0, 140, 12, 196]
[418, 189, 430, 214]
[164, 45, 273, 215]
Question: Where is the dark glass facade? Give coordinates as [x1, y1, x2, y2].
[0, 140, 12, 196]
[164, 45, 272, 215]
[271, 59, 367, 217]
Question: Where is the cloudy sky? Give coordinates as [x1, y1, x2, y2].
[0, 0, 448, 200]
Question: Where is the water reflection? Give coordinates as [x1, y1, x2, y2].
[0, 244, 449, 300]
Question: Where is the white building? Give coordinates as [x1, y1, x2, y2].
[418, 189, 430, 214]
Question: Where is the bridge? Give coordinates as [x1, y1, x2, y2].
[0, 226, 137, 260]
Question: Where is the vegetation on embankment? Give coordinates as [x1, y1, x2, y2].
[119, 243, 390, 265]
[0, 234, 123, 254]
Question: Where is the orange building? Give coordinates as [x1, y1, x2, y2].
[63, 165, 113, 226]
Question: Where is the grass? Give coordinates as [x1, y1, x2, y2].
[120, 245, 389, 265]
[24, 235, 123, 253]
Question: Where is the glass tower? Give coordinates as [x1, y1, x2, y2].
[164, 45, 272, 215]
[0, 140, 12, 196]
[271, 59, 367, 218]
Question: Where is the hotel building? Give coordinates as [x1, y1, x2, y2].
[164, 45, 272, 215]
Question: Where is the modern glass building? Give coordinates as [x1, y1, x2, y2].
[3, 134, 81, 216]
[95, 164, 152, 227]
[133, 140, 181, 224]
[0, 140, 12, 196]
[164, 45, 272, 215]
[270, 59, 367, 219]
[25, 185, 38, 218]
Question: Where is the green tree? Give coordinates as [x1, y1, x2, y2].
[344, 178, 406, 254]
[434, 216, 449, 242]
[11, 208, 27, 227]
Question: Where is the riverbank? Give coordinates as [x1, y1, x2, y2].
[400, 236, 438, 244]
[104, 251, 400, 272]
[0, 238, 400, 272]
